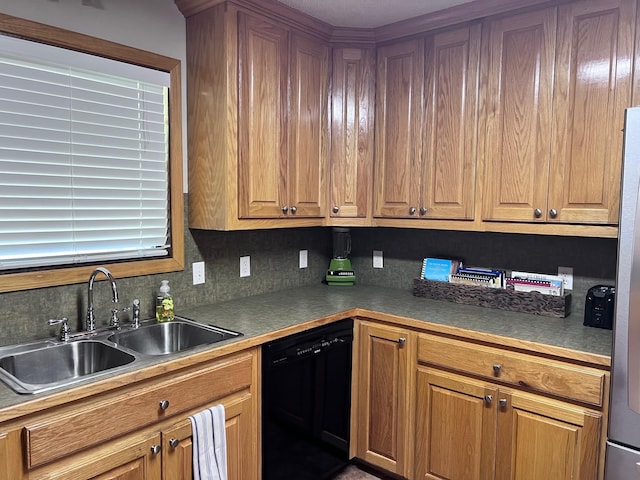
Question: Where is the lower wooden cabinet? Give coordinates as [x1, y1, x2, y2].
[415, 367, 602, 480]
[162, 390, 257, 480]
[0, 348, 259, 480]
[352, 321, 416, 477]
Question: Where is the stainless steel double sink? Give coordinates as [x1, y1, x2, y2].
[0, 318, 242, 395]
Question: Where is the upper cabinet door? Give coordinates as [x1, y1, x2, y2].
[288, 33, 329, 218]
[329, 47, 375, 220]
[548, 0, 635, 224]
[374, 39, 425, 218]
[422, 24, 481, 220]
[481, 8, 557, 222]
[238, 13, 289, 219]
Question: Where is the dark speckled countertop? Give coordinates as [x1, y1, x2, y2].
[179, 284, 612, 357]
[0, 284, 612, 415]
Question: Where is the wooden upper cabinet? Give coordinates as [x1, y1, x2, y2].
[329, 47, 375, 221]
[481, 7, 557, 223]
[288, 33, 329, 218]
[549, 0, 635, 224]
[482, 0, 635, 225]
[187, 4, 328, 229]
[238, 13, 328, 219]
[422, 24, 480, 220]
[374, 24, 480, 221]
[374, 38, 425, 218]
[238, 13, 289, 219]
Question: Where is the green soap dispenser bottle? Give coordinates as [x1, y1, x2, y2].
[156, 280, 174, 322]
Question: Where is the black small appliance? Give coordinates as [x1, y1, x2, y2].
[583, 285, 615, 329]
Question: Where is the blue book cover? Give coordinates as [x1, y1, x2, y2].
[422, 258, 456, 282]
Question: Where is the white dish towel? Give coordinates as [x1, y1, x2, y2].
[189, 404, 228, 480]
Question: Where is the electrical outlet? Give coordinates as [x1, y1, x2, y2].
[373, 250, 383, 269]
[558, 266, 574, 290]
[240, 256, 251, 277]
[299, 250, 308, 269]
[192, 261, 205, 285]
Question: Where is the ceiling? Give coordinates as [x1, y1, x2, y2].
[276, 0, 477, 28]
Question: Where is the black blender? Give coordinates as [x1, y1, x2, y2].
[326, 227, 356, 286]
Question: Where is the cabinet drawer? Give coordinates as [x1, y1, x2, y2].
[417, 334, 605, 406]
[23, 350, 254, 468]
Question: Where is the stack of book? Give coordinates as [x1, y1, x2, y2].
[420, 258, 565, 297]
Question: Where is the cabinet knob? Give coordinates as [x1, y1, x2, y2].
[332, 206, 339, 214]
[499, 398, 508, 408]
[159, 399, 170, 410]
[409, 207, 416, 215]
[281, 206, 289, 214]
[492, 364, 502, 376]
[169, 438, 180, 449]
[534, 208, 542, 218]
[290, 206, 297, 214]
[484, 395, 493, 405]
[549, 208, 558, 218]
[419, 207, 427, 215]
[150, 444, 161, 455]
[397, 337, 406, 345]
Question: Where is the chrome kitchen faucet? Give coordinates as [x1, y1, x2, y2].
[86, 267, 118, 332]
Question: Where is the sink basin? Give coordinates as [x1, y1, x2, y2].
[108, 320, 241, 355]
[0, 340, 135, 394]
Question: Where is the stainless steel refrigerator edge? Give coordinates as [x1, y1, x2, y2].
[606, 106, 640, 479]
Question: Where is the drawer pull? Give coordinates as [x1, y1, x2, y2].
[484, 395, 493, 405]
[159, 400, 170, 410]
[499, 398, 508, 408]
[150, 444, 161, 455]
[398, 337, 406, 345]
[169, 438, 180, 449]
[492, 364, 502, 376]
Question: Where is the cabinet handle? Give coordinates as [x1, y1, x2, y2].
[397, 337, 406, 345]
[409, 207, 416, 215]
[281, 206, 289, 214]
[419, 207, 427, 215]
[484, 395, 493, 405]
[290, 206, 297, 214]
[534, 208, 542, 218]
[169, 438, 180, 449]
[332, 206, 339, 214]
[150, 444, 161, 455]
[492, 364, 502, 376]
[549, 208, 558, 218]
[159, 399, 170, 410]
[499, 398, 508, 408]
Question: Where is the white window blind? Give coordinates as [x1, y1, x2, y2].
[0, 34, 171, 271]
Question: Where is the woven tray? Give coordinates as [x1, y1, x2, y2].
[412, 278, 572, 318]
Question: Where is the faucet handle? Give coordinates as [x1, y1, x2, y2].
[132, 299, 141, 328]
[48, 317, 70, 342]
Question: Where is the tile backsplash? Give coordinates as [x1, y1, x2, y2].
[0, 198, 618, 346]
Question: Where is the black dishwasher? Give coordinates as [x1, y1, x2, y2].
[262, 318, 353, 480]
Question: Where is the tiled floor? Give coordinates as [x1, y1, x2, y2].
[332, 465, 383, 479]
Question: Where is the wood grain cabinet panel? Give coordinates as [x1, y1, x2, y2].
[481, 7, 557, 223]
[415, 368, 497, 480]
[416, 367, 603, 480]
[548, 0, 635, 224]
[482, 0, 635, 225]
[374, 24, 480, 221]
[238, 13, 289, 219]
[187, 4, 328, 229]
[238, 13, 328, 220]
[329, 47, 375, 222]
[352, 321, 415, 477]
[374, 38, 425, 218]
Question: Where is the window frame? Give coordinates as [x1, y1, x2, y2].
[0, 13, 184, 293]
